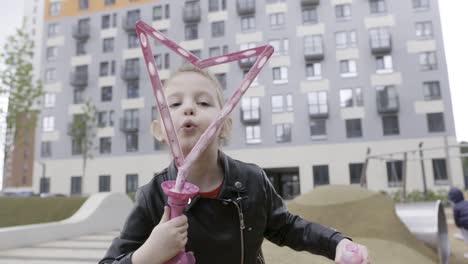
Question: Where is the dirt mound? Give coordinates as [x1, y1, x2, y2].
[285, 185, 438, 263]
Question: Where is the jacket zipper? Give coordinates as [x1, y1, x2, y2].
[222, 196, 246, 264]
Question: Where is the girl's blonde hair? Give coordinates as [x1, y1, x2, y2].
[163, 64, 232, 140]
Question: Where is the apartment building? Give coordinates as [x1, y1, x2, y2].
[33, 0, 463, 198]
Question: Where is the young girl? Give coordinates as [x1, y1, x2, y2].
[100, 64, 370, 264]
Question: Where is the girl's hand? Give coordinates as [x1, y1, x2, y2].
[132, 206, 188, 264]
[334, 239, 370, 264]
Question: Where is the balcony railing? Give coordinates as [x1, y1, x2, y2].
[240, 109, 261, 124]
[120, 118, 139, 132]
[370, 31, 392, 54]
[69, 71, 88, 87]
[377, 93, 399, 114]
[72, 24, 90, 40]
[237, 0, 255, 15]
[120, 66, 140, 81]
[301, 0, 320, 6]
[308, 105, 329, 118]
[304, 47, 324, 61]
[183, 3, 201, 23]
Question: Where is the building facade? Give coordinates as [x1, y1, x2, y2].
[33, 0, 463, 197]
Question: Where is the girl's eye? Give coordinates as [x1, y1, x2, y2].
[198, 102, 210, 106]
[169, 103, 181, 108]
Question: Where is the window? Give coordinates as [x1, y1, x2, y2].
[124, 58, 139, 75]
[99, 175, 111, 192]
[340, 88, 363, 108]
[126, 9, 140, 26]
[190, 49, 201, 58]
[376, 85, 398, 111]
[335, 4, 351, 20]
[215, 73, 226, 90]
[211, 21, 225, 37]
[154, 53, 170, 70]
[313, 165, 329, 186]
[346, 119, 362, 138]
[128, 32, 139, 48]
[269, 13, 285, 27]
[286, 94, 293, 112]
[127, 80, 139, 98]
[423, 81, 441, 100]
[386, 161, 403, 187]
[303, 35, 323, 57]
[308, 91, 328, 116]
[302, 6, 318, 24]
[126, 133, 139, 152]
[432, 159, 448, 184]
[73, 88, 84, 104]
[275, 123, 291, 143]
[209, 47, 220, 57]
[100, 137, 112, 154]
[209, 0, 226, 12]
[413, 0, 430, 9]
[241, 16, 255, 32]
[71, 176, 82, 195]
[339, 60, 357, 78]
[153, 6, 162, 20]
[105, 0, 115, 5]
[369, 0, 386, 14]
[72, 138, 83, 155]
[427, 113, 445, 133]
[40, 178, 50, 194]
[382, 115, 400, 135]
[310, 119, 326, 138]
[47, 23, 59, 37]
[79, 0, 89, 10]
[102, 15, 111, 29]
[76, 40, 86, 55]
[46, 46, 58, 61]
[103, 38, 114, 53]
[126, 174, 138, 193]
[101, 86, 112, 102]
[109, 110, 114, 127]
[305, 62, 322, 80]
[349, 163, 363, 184]
[241, 97, 260, 122]
[271, 94, 293, 113]
[269, 38, 288, 56]
[98, 111, 107, 127]
[45, 68, 56, 83]
[185, 24, 198, 40]
[272, 67, 288, 84]
[419, 52, 437, 71]
[44, 93, 56, 108]
[49, 2, 61, 16]
[42, 116, 55, 132]
[246, 125, 261, 144]
[416, 21, 433, 37]
[376, 55, 393, 73]
[335, 30, 357, 49]
[41, 141, 52, 157]
[369, 27, 391, 50]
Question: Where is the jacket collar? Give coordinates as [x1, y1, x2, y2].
[166, 151, 247, 198]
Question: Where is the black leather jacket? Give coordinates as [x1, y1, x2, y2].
[100, 152, 347, 264]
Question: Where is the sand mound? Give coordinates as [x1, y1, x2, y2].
[286, 185, 438, 262]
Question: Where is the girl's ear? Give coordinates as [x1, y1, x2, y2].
[151, 120, 166, 143]
[219, 117, 232, 139]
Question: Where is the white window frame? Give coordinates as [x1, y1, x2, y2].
[339, 60, 358, 78]
[44, 93, 56, 108]
[305, 62, 322, 80]
[376, 55, 393, 74]
[246, 125, 262, 144]
[272, 66, 288, 84]
[42, 116, 55, 132]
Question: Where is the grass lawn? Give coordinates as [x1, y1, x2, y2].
[0, 196, 86, 228]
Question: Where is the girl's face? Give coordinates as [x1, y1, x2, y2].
[164, 72, 223, 155]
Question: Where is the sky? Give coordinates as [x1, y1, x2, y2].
[0, 1, 467, 190]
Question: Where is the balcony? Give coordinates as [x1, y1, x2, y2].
[304, 47, 324, 61]
[183, 2, 201, 23]
[72, 24, 90, 40]
[301, 0, 320, 6]
[69, 71, 88, 87]
[122, 16, 139, 31]
[377, 91, 399, 114]
[369, 30, 392, 54]
[120, 66, 140, 81]
[240, 109, 261, 124]
[237, 0, 255, 15]
[238, 57, 256, 69]
[308, 106, 328, 118]
[120, 118, 139, 132]
[67, 123, 86, 137]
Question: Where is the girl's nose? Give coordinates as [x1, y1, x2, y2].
[183, 103, 195, 116]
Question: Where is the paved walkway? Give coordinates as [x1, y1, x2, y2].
[0, 230, 117, 264]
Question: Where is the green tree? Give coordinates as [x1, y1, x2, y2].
[69, 100, 97, 195]
[0, 22, 43, 185]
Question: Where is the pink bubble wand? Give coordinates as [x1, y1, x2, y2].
[136, 20, 273, 264]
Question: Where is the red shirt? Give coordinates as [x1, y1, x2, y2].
[199, 183, 222, 199]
